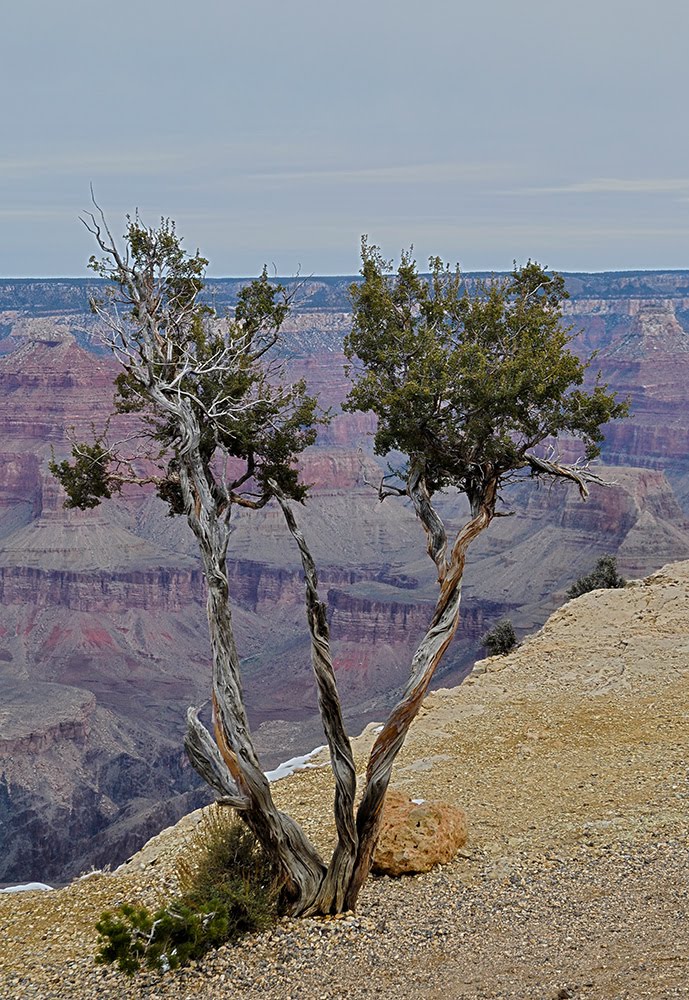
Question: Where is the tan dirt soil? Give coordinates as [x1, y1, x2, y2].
[1, 562, 688, 999]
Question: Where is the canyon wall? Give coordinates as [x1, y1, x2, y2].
[2, 271, 689, 880]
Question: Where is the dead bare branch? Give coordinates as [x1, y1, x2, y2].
[525, 452, 611, 500]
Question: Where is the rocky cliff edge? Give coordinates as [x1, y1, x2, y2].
[1, 561, 688, 998]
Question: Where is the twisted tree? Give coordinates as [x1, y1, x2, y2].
[53, 213, 627, 916]
[339, 242, 628, 897]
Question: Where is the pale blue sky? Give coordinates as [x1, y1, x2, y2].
[2, 0, 689, 276]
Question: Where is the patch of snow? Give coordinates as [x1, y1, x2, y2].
[0, 882, 53, 893]
[265, 745, 327, 782]
[411, 798, 426, 805]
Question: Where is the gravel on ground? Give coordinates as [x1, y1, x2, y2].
[2, 565, 688, 999]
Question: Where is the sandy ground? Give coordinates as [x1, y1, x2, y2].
[1, 562, 688, 998]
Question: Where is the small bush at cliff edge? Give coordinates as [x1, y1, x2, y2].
[95, 811, 281, 975]
[482, 620, 517, 656]
[566, 555, 626, 600]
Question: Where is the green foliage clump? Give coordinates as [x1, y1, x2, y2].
[482, 620, 517, 656]
[53, 215, 323, 514]
[95, 811, 280, 976]
[49, 441, 114, 509]
[566, 555, 626, 600]
[345, 242, 628, 507]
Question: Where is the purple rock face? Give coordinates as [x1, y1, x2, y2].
[2, 272, 689, 880]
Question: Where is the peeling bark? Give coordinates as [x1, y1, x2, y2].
[274, 489, 358, 914]
[177, 451, 328, 909]
[342, 469, 497, 910]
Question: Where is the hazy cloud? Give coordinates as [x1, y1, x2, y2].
[250, 162, 508, 187]
[519, 178, 689, 196]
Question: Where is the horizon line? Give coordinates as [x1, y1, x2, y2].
[3, 267, 689, 282]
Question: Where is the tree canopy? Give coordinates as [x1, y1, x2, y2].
[345, 241, 627, 511]
[52, 214, 319, 515]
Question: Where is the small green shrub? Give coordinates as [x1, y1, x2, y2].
[566, 555, 626, 600]
[95, 810, 280, 976]
[482, 620, 517, 656]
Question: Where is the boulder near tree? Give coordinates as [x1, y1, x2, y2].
[52, 207, 628, 916]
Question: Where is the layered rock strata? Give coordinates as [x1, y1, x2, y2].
[3, 271, 689, 882]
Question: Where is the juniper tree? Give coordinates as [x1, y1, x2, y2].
[339, 243, 628, 888]
[53, 211, 628, 917]
[51, 207, 341, 913]
[567, 554, 626, 599]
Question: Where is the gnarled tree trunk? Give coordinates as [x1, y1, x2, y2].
[173, 411, 328, 910]
[183, 443, 497, 914]
[341, 467, 497, 909]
